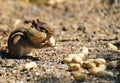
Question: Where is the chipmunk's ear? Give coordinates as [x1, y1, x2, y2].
[36, 19, 45, 24]
[36, 19, 40, 22]
[31, 20, 37, 28]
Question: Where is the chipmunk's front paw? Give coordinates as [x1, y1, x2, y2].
[47, 36, 56, 47]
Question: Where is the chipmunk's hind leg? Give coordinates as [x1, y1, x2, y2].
[8, 45, 26, 58]
[8, 35, 27, 58]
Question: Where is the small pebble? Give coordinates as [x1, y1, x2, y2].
[35, 72, 40, 76]
[72, 71, 87, 81]
[106, 43, 118, 51]
[93, 58, 106, 66]
[81, 47, 89, 55]
[63, 57, 72, 64]
[89, 67, 105, 75]
[98, 64, 106, 70]
[71, 57, 83, 64]
[68, 63, 80, 71]
[81, 59, 96, 69]
[78, 68, 86, 73]
[82, 62, 96, 69]
[26, 77, 31, 81]
[108, 60, 118, 68]
[23, 62, 37, 71]
[12, 70, 17, 74]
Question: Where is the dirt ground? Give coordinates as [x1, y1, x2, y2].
[0, 0, 120, 83]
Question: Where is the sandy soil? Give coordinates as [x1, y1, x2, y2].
[0, 0, 120, 83]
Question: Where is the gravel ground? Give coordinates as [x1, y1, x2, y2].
[0, 0, 120, 83]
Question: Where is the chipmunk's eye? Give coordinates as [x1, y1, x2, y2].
[39, 26, 47, 32]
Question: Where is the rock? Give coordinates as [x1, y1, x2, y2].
[81, 59, 95, 69]
[106, 43, 118, 51]
[93, 58, 106, 66]
[89, 67, 105, 75]
[96, 71, 114, 77]
[72, 71, 87, 81]
[68, 63, 81, 71]
[108, 60, 118, 68]
[78, 68, 86, 73]
[63, 57, 72, 64]
[98, 64, 106, 70]
[23, 62, 37, 71]
[87, 62, 96, 69]
[71, 56, 83, 64]
[81, 61, 96, 69]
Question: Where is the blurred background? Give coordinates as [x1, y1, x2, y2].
[0, 0, 120, 82]
[0, 0, 120, 41]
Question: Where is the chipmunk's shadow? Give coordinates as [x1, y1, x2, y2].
[0, 50, 39, 61]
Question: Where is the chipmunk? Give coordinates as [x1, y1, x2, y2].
[8, 19, 55, 58]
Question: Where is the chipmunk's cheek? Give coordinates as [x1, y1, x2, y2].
[29, 28, 47, 40]
[48, 36, 56, 47]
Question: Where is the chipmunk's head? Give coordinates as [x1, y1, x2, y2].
[31, 19, 54, 36]
[30, 19, 55, 47]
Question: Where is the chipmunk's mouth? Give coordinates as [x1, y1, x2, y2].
[39, 36, 55, 47]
